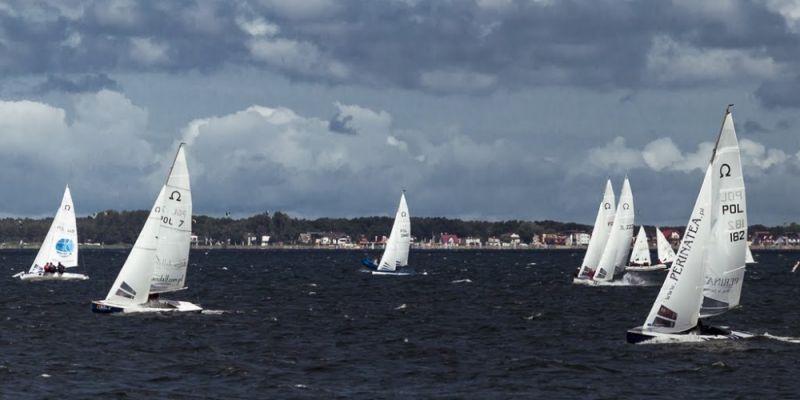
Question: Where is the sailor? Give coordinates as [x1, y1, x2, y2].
[587, 270, 595, 279]
[57, 262, 65, 274]
[44, 262, 52, 273]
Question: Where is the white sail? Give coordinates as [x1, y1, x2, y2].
[151, 144, 193, 294]
[700, 110, 747, 318]
[104, 187, 166, 306]
[577, 180, 616, 278]
[656, 227, 676, 264]
[643, 166, 713, 333]
[378, 192, 411, 271]
[29, 186, 79, 272]
[745, 245, 755, 264]
[594, 177, 634, 281]
[629, 226, 651, 266]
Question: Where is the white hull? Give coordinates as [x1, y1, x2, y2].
[92, 299, 202, 314]
[572, 277, 596, 285]
[627, 325, 754, 344]
[625, 264, 668, 272]
[15, 272, 89, 281]
[371, 270, 413, 276]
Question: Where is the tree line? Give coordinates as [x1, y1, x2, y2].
[0, 210, 797, 245]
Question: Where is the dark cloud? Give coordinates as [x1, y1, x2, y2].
[34, 73, 120, 94]
[743, 120, 769, 135]
[328, 112, 357, 135]
[0, 0, 797, 100]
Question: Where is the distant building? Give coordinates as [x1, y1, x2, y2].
[487, 237, 501, 247]
[261, 235, 270, 246]
[464, 237, 482, 247]
[440, 233, 460, 247]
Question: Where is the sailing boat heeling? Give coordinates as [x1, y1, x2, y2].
[594, 177, 634, 281]
[644, 166, 713, 333]
[151, 144, 193, 294]
[656, 227, 676, 264]
[577, 180, 615, 278]
[629, 227, 651, 266]
[700, 111, 747, 317]
[30, 186, 78, 272]
[378, 192, 411, 271]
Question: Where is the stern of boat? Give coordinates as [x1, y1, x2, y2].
[91, 301, 124, 314]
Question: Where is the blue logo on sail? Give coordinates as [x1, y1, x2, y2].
[55, 238, 74, 256]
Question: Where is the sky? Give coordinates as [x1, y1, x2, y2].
[0, 0, 799, 225]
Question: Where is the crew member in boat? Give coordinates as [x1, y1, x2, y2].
[43, 262, 55, 274]
[57, 262, 65, 274]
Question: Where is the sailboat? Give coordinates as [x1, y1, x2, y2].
[573, 180, 615, 284]
[627, 105, 753, 343]
[92, 144, 202, 313]
[745, 245, 756, 264]
[361, 192, 412, 276]
[655, 227, 677, 266]
[13, 186, 87, 281]
[589, 177, 634, 284]
[625, 226, 666, 272]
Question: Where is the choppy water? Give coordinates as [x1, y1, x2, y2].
[1, 249, 799, 399]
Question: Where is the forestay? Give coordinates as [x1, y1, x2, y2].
[629, 227, 651, 266]
[594, 177, 634, 281]
[700, 111, 747, 318]
[29, 186, 79, 273]
[643, 167, 713, 333]
[656, 227, 676, 264]
[577, 180, 615, 278]
[151, 144, 193, 294]
[378, 192, 411, 272]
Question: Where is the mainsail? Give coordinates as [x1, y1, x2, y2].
[629, 226, 651, 266]
[594, 177, 634, 281]
[577, 180, 615, 278]
[656, 227, 676, 264]
[151, 144, 193, 294]
[700, 110, 747, 317]
[378, 192, 411, 271]
[29, 186, 78, 272]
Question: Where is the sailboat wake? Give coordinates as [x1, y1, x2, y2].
[762, 333, 800, 343]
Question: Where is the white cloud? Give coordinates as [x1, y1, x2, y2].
[248, 37, 349, 80]
[584, 135, 790, 176]
[130, 37, 169, 66]
[586, 136, 645, 172]
[642, 137, 684, 171]
[645, 35, 780, 84]
[236, 16, 279, 37]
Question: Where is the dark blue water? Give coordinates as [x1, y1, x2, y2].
[1, 249, 799, 399]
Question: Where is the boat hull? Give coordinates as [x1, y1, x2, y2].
[371, 270, 413, 276]
[626, 325, 755, 344]
[91, 300, 203, 314]
[572, 277, 595, 285]
[15, 272, 89, 281]
[625, 264, 668, 272]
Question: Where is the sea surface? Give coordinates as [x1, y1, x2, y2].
[1, 249, 799, 399]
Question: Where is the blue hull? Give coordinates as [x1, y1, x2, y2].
[91, 301, 123, 314]
[361, 257, 379, 270]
